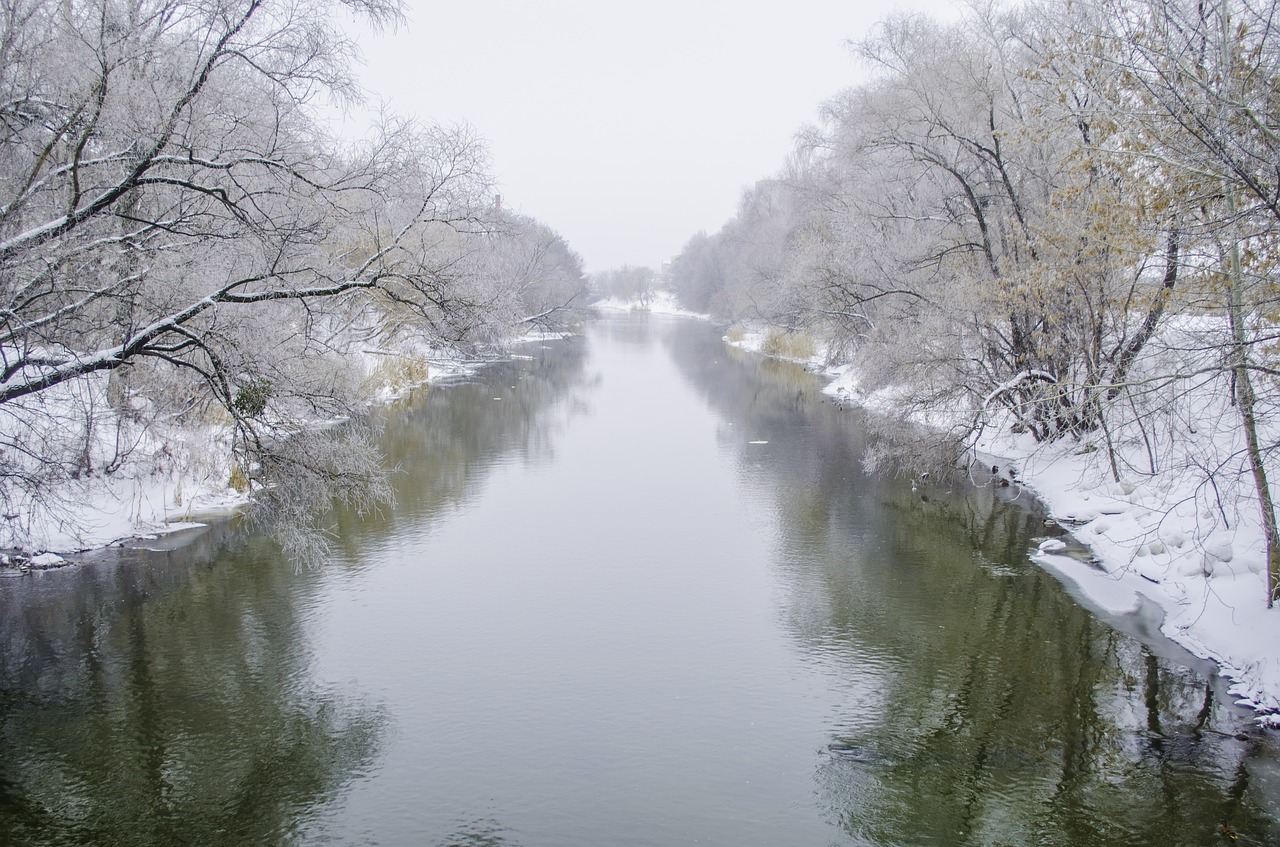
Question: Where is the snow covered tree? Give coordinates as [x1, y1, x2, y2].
[668, 232, 727, 316]
[0, 0, 517, 558]
[591, 265, 657, 306]
[663, 0, 1280, 607]
[1071, 0, 1280, 603]
[492, 214, 588, 334]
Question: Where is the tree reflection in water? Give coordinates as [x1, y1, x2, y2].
[4, 318, 1277, 846]
[0, 335, 592, 847]
[0, 529, 386, 846]
[663, 316, 1280, 847]
[806, 488, 1278, 847]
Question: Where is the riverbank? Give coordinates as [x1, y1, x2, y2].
[726, 325, 1280, 726]
[0, 336, 551, 564]
[592, 291, 711, 319]
[12, 314, 1275, 845]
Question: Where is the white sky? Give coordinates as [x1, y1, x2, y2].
[346, 1, 963, 273]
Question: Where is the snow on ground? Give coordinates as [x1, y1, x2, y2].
[354, 334, 502, 403]
[0, 363, 254, 557]
[23, 470, 247, 556]
[593, 291, 711, 319]
[816, 346, 1280, 724]
[721, 325, 769, 355]
[823, 363, 892, 414]
[518, 329, 577, 343]
[1, 339, 501, 559]
[974, 415, 1280, 724]
[720, 319, 1280, 723]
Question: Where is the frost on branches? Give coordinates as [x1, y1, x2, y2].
[0, 0, 585, 560]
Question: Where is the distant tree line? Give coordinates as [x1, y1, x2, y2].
[667, 0, 1280, 603]
[590, 265, 659, 306]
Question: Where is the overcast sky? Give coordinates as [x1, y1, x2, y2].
[347, 1, 963, 273]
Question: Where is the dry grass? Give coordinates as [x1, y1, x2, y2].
[761, 329, 816, 361]
[365, 354, 431, 395]
[229, 463, 250, 493]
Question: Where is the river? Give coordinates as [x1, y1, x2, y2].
[2, 314, 1278, 846]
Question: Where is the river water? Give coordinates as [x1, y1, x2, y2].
[2, 314, 1279, 846]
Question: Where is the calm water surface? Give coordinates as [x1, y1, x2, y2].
[2, 315, 1279, 846]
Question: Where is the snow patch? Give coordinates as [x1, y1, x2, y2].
[594, 291, 710, 319]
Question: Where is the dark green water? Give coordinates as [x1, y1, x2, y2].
[1, 314, 1277, 846]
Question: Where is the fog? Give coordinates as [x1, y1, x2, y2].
[346, 0, 963, 271]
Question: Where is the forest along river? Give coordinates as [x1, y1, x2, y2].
[2, 314, 1279, 847]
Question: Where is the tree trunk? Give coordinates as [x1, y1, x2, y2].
[1227, 269, 1280, 607]
[1217, 1, 1280, 607]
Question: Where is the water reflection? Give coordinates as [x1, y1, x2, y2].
[0, 529, 385, 846]
[815, 486, 1278, 847]
[0, 337, 592, 846]
[663, 318, 1280, 847]
[3, 317, 1278, 846]
[326, 334, 592, 562]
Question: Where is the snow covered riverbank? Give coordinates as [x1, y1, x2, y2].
[727, 325, 1280, 725]
[0, 338, 543, 565]
[974, 421, 1280, 725]
[592, 291, 712, 320]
